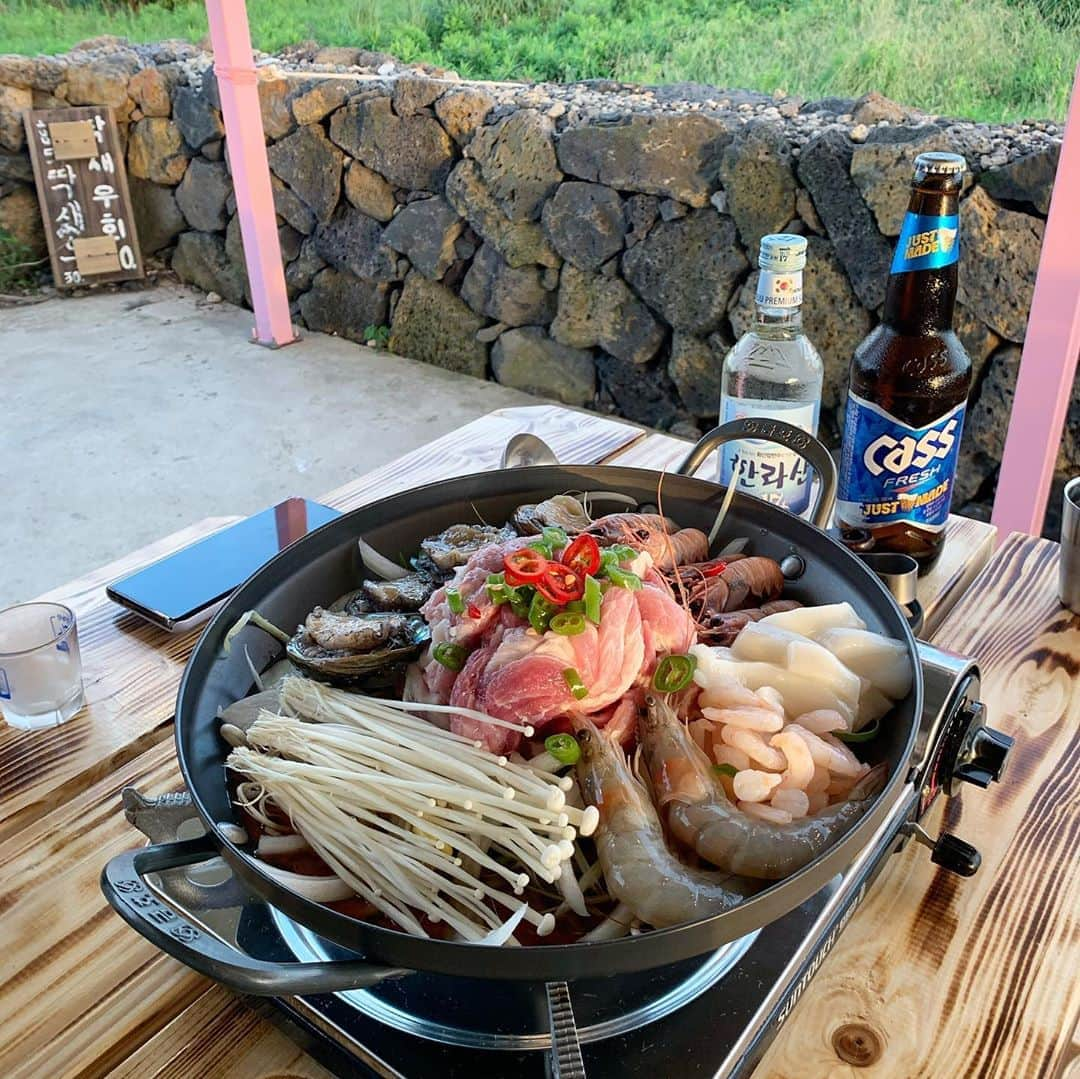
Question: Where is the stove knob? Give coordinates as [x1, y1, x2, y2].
[955, 726, 1014, 789]
[930, 833, 982, 877]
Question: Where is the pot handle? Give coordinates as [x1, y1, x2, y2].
[676, 418, 838, 530]
[101, 834, 409, 996]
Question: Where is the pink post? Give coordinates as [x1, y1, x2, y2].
[991, 63, 1080, 538]
[204, 0, 296, 348]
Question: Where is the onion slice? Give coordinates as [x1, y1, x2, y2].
[256, 861, 355, 902]
[357, 537, 409, 581]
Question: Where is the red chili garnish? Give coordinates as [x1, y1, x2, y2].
[504, 548, 548, 584]
[467, 603, 482, 619]
[536, 561, 585, 604]
[563, 533, 601, 578]
[701, 560, 728, 578]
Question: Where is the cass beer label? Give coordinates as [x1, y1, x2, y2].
[755, 269, 803, 310]
[720, 397, 819, 515]
[837, 392, 966, 532]
[891, 212, 959, 274]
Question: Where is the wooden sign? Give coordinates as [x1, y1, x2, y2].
[23, 106, 143, 289]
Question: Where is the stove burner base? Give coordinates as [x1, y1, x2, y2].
[270, 909, 758, 1051]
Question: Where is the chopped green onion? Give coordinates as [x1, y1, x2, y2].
[606, 565, 643, 591]
[584, 575, 602, 624]
[542, 526, 569, 551]
[446, 589, 465, 615]
[712, 763, 737, 778]
[563, 667, 588, 700]
[544, 733, 581, 766]
[529, 591, 558, 634]
[835, 718, 881, 743]
[652, 653, 697, 693]
[432, 642, 467, 671]
[550, 611, 586, 636]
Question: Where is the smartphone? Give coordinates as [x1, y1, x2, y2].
[106, 498, 341, 631]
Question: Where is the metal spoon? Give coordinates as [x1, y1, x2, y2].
[501, 433, 559, 469]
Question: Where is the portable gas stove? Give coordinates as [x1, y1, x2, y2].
[124, 640, 1010, 1079]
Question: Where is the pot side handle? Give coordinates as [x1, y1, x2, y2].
[101, 835, 409, 995]
[676, 418, 838, 531]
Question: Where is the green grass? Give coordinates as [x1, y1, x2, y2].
[2, 0, 1077, 121]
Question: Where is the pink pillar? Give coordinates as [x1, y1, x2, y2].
[204, 0, 296, 348]
[991, 63, 1080, 538]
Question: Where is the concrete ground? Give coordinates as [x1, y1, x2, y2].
[1, 283, 537, 603]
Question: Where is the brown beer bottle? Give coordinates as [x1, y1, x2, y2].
[836, 152, 972, 572]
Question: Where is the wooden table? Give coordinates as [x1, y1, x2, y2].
[2, 404, 1071, 1079]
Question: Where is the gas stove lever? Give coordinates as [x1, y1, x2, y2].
[903, 822, 982, 877]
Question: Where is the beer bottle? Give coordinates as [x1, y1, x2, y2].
[836, 152, 971, 571]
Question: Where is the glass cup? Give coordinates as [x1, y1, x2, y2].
[0, 602, 85, 729]
[1060, 478, 1080, 613]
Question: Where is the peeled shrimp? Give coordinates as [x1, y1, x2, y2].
[771, 788, 810, 818]
[720, 726, 787, 771]
[795, 709, 849, 735]
[770, 728, 816, 791]
[703, 706, 784, 733]
[575, 721, 755, 928]
[789, 725, 865, 777]
[640, 697, 888, 880]
[732, 770, 782, 803]
[740, 802, 793, 824]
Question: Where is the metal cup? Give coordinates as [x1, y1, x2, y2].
[1059, 477, 1080, 611]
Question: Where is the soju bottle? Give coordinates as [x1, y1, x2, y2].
[719, 234, 824, 515]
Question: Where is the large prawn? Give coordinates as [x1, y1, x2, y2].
[639, 697, 887, 881]
[575, 720, 755, 928]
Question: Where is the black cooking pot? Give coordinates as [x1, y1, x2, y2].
[102, 420, 922, 993]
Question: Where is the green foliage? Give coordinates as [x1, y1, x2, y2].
[2, 0, 1076, 121]
[363, 323, 391, 345]
[0, 228, 42, 291]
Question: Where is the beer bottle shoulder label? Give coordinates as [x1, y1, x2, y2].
[837, 392, 966, 533]
[891, 212, 960, 274]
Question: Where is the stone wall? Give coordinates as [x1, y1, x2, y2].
[0, 39, 1072, 528]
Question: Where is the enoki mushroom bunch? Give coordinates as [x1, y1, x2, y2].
[227, 678, 598, 943]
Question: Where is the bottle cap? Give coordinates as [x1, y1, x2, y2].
[758, 233, 807, 272]
[914, 152, 966, 179]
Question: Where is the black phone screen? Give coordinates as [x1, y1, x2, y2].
[107, 498, 341, 623]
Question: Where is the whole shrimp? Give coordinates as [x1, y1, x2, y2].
[575, 720, 755, 928]
[586, 514, 707, 571]
[639, 697, 887, 881]
[683, 557, 785, 616]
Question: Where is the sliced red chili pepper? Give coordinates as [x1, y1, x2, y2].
[467, 603, 482, 619]
[563, 533, 601, 578]
[536, 561, 584, 604]
[504, 549, 548, 585]
[701, 560, 728, 579]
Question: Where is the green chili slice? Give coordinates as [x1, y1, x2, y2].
[485, 572, 509, 605]
[508, 585, 532, 620]
[600, 544, 637, 570]
[550, 611, 586, 636]
[712, 763, 737, 778]
[606, 566, 643, 591]
[446, 588, 465, 615]
[432, 642, 467, 671]
[584, 575, 602, 624]
[529, 590, 558, 634]
[652, 653, 697, 693]
[563, 666, 588, 700]
[835, 718, 881, 743]
[544, 733, 581, 766]
[542, 526, 569, 551]
[528, 540, 554, 559]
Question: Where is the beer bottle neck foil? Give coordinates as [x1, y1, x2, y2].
[883, 152, 966, 336]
